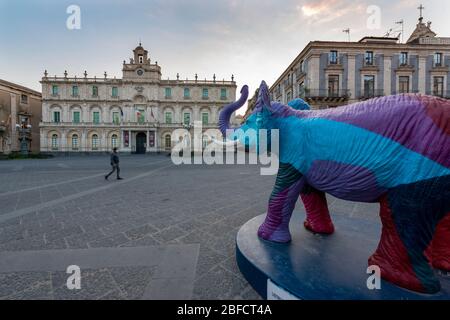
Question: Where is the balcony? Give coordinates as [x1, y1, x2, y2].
[426, 91, 450, 99]
[304, 89, 350, 101]
[431, 64, 449, 72]
[359, 89, 384, 100]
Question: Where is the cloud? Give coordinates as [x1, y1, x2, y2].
[298, 0, 366, 24]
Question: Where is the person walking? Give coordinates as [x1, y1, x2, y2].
[105, 147, 123, 180]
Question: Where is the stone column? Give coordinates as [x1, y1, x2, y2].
[10, 93, 17, 152]
[347, 53, 356, 99]
[384, 54, 392, 96]
[418, 56, 427, 94]
[308, 54, 321, 91]
[61, 130, 67, 152]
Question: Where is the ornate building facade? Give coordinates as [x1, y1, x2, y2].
[256, 14, 450, 113]
[40, 45, 237, 153]
[0, 79, 42, 155]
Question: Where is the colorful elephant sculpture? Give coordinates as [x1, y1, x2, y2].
[220, 81, 450, 294]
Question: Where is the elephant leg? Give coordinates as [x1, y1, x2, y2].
[428, 213, 450, 272]
[301, 185, 335, 235]
[369, 176, 450, 294]
[258, 163, 306, 243]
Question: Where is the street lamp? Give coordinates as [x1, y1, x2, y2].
[16, 119, 32, 156]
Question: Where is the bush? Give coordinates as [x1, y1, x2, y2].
[2, 153, 53, 160]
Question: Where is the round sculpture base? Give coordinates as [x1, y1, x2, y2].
[236, 212, 450, 300]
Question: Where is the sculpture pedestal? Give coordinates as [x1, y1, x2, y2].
[236, 211, 450, 300]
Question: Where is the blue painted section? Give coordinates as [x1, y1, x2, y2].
[275, 117, 450, 188]
[411, 55, 419, 92]
[236, 212, 450, 300]
[377, 55, 384, 91]
[355, 54, 363, 98]
[426, 56, 433, 94]
[391, 55, 399, 93]
[342, 54, 348, 91]
[319, 53, 328, 92]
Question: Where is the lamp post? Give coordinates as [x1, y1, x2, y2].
[16, 120, 32, 156]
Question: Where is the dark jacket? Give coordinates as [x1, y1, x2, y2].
[110, 153, 119, 165]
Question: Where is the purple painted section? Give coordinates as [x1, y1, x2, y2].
[305, 160, 387, 202]
[218, 85, 249, 136]
[258, 178, 305, 243]
[272, 94, 450, 168]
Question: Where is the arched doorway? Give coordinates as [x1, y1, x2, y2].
[136, 132, 147, 154]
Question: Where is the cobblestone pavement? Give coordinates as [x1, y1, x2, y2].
[0, 154, 379, 300]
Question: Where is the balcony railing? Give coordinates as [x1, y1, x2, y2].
[303, 89, 350, 99]
[359, 89, 384, 100]
[426, 91, 450, 99]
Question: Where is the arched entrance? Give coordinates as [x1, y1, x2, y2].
[136, 132, 147, 154]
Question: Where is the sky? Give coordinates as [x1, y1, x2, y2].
[1, 0, 449, 114]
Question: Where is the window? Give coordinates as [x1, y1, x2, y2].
[93, 111, 100, 124]
[113, 112, 120, 125]
[287, 92, 292, 102]
[433, 77, 444, 97]
[298, 82, 305, 98]
[165, 112, 172, 124]
[20, 94, 28, 104]
[202, 112, 209, 125]
[138, 55, 144, 64]
[72, 86, 79, 96]
[363, 75, 375, 98]
[220, 88, 227, 100]
[184, 88, 190, 99]
[202, 88, 209, 99]
[53, 111, 61, 123]
[92, 86, 98, 97]
[202, 135, 209, 149]
[399, 76, 410, 93]
[111, 134, 118, 148]
[183, 112, 191, 125]
[299, 60, 305, 72]
[73, 111, 80, 124]
[165, 135, 171, 149]
[328, 75, 340, 97]
[165, 88, 172, 98]
[329, 50, 338, 64]
[92, 134, 99, 150]
[365, 51, 374, 66]
[52, 85, 59, 96]
[400, 52, 409, 66]
[72, 134, 79, 150]
[51, 134, 59, 150]
[434, 53, 443, 67]
[112, 87, 118, 97]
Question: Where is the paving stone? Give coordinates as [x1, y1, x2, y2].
[89, 233, 129, 248]
[52, 269, 119, 300]
[193, 266, 248, 300]
[0, 272, 50, 298]
[124, 224, 158, 241]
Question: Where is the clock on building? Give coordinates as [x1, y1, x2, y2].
[137, 69, 144, 76]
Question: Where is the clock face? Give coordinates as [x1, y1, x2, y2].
[137, 69, 144, 76]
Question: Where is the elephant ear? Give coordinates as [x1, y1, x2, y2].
[288, 98, 311, 111]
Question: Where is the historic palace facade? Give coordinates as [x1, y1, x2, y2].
[0, 79, 42, 155]
[263, 14, 450, 111]
[40, 45, 237, 153]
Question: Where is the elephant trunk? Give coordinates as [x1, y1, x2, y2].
[219, 85, 249, 136]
